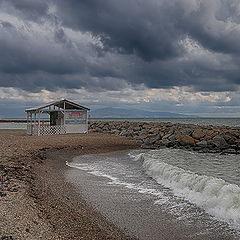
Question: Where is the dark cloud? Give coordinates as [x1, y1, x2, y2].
[0, 23, 86, 75]
[55, 0, 184, 62]
[55, 0, 240, 58]
[176, 1, 240, 56]
[0, 20, 14, 28]
[0, 0, 50, 22]
[0, 0, 240, 94]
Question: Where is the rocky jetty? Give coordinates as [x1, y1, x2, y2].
[89, 121, 240, 154]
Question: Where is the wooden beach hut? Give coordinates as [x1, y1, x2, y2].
[25, 99, 90, 136]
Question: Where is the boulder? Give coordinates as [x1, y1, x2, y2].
[90, 120, 240, 153]
[141, 144, 157, 149]
[168, 134, 177, 143]
[143, 135, 160, 145]
[176, 134, 197, 146]
[162, 133, 172, 140]
[159, 131, 165, 138]
[148, 127, 160, 135]
[119, 130, 128, 137]
[222, 134, 237, 145]
[179, 128, 193, 136]
[222, 149, 236, 154]
[155, 139, 171, 147]
[192, 129, 206, 140]
[133, 127, 141, 132]
[204, 130, 219, 140]
[211, 135, 229, 149]
[196, 140, 208, 148]
[227, 130, 240, 138]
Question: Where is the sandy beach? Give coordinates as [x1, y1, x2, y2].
[0, 130, 139, 240]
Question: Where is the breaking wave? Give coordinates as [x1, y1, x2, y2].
[131, 151, 240, 227]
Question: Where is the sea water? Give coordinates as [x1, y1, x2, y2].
[65, 149, 240, 240]
[92, 118, 240, 127]
[1, 118, 240, 129]
[0, 122, 26, 129]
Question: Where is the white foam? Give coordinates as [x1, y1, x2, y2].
[66, 161, 168, 203]
[128, 152, 144, 161]
[138, 154, 240, 228]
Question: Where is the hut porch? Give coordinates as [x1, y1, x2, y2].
[25, 99, 90, 136]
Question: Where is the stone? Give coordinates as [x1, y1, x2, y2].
[95, 127, 103, 132]
[222, 134, 237, 145]
[204, 130, 218, 140]
[159, 131, 165, 138]
[162, 133, 172, 140]
[148, 127, 160, 134]
[211, 135, 229, 149]
[222, 149, 236, 154]
[90, 120, 240, 154]
[176, 134, 197, 146]
[179, 128, 193, 136]
[0, 191, 7, 197]
[1, 236, 13, 240]
[119, 130, 128, 137]
[196, 140, 208, 148]
[133, 127, 141, 132]
[141, 144, 157, 149]
[143, 135, 160, 145]
[111, 129, 120, 135]
[155, 139, 171, 147]
[192, 129, 206, 140]
[227, 130, 240, 138]
[168, 134, 177, 143]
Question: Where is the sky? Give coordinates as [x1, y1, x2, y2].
[0, 0, 240, 118]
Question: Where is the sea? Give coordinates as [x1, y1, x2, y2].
[66, 149, 240, 240]
[0, 117, 240, 129]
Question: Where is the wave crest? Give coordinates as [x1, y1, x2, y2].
[132, 152, 240, 227]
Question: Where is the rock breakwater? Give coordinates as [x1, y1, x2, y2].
[89, 121, 240, 154]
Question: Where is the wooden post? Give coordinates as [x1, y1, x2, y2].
[38, 112, 40, 136]
[30, 113, 33, 135]
[26, 112, 29, 134]
[34, 113, 36, 135]
[63, 101, 66, 125]
[86, 111, 89, 133]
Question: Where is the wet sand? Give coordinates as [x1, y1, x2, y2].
[0, 130, 139, 239]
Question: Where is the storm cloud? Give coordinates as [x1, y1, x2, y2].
[0, 0, 240, 116]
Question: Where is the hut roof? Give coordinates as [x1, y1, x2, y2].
[25, 99, 90, 113]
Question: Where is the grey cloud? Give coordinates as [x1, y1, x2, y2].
[0, 20, 14, 28]
[0, 0, 50, 22]
[0, 24, 86, 75]
[55, 0, 240, 58]
[55, 0, 184, 62]
[1, 0, 240, 94]
[175, 0, 240, 55]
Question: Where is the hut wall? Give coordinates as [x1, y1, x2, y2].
[65, 124, 88, 134]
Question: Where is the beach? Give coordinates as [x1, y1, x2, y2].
[1, 125, 240, 240]
[0, 130, 138, 239]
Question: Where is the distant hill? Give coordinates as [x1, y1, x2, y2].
[90, 108, 196, 118]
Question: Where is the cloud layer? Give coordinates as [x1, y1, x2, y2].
[1, 0, 240, 116]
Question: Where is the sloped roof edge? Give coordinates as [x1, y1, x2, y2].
[25, 99, 90, 112]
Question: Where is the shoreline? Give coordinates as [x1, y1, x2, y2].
[31, 147, 138, 240]
[0, 130, 139, 239]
